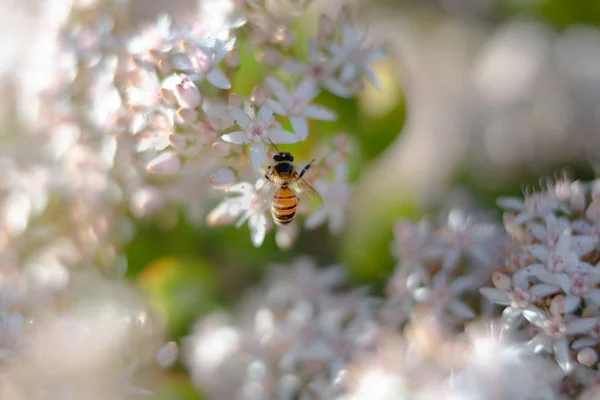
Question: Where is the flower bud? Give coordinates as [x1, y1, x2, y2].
[211, 142, 230, 157]
[156, 341, 179, 368]
[577, 347, 598, 367]
[159, 88, 178, 105]
[208, 168, 236, 189]
[228, 93, 242, 108]
[174, 76, 201, 108]
[492, 272, 511, 291]
[177, 107, 198, 125]
[146, 151, 181, 174]
[251, 86, 265, 106]
[225, 48, 240, 69]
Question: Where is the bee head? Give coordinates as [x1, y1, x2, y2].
[273, 152, 294, 162]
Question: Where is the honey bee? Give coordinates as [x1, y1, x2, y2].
[252, 142, 322, 225]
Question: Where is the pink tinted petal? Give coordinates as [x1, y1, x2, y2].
[206, 68, 231, 89]
[156, 341, 179, 368]
[265, 76, 288, 101]
[230, 107, 251, 129]
[208, 168, 236, 189]
[289, 116, 309, 141]
[479, 288, 510, 305]
[146, 151, 181, 174]
[303, 104, 337, 121]
[221, 131, 249, 145]
[554, 273, 571, 293]
[268, 129, 298, 144]
[249, 142, 266, 169]
[511, 211, 534, 225]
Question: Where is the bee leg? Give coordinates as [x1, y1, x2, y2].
[298, 159, 315, 179]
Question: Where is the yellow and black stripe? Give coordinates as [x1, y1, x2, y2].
[272, 186, 297, 225]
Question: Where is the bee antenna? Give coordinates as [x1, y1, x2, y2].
[267, 139, 281, 153]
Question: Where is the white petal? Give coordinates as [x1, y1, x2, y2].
[265, 99, 288, 116]
[323, 78, 352, 98]
[527, 245, 548, 262]
[572, 338, 598, 349]
[340, 63, 358, 82]
[281, 59, 306, 74]
[442, 248, 461, 271]
[289, 116, 309, 141]
[497, 197, 525, 211]
[585, 289, 600, 303]
[563, 295, 581, 313]
[146, 151, 181, 174]
[554, 273, 571, 293]
[449, 300, 475, 319]
[567, 318, 597, 334]
[249, 213, 267, 247]
[571, 235, 597, 256]
[413, 288, 432, 302]
[363, 67, 380, 89]
[265, 76, 288, 101]
[258, 104, 275, 124]
[526, 333, 552, 353]
[303, 104, 337, 121]
[221, 131, 249, 145]
[449, 276, 473, 294]
[553, 338, 573, 373]
[230, 106, 251, 129]
[268, 129, 298, 144]
[479, 288, 510, 305]
[206, 68, 231, 89]
[530, 284, 560, 298]
[250, 142, 266, 169]
[522, 307, 548, 328]
[294, 78, 319, 102]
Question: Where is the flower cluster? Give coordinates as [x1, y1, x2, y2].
[122, 2, 382, 247]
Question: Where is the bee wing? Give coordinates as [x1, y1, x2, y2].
[250, 177, 278, 212]
[293, 176, 324, 212]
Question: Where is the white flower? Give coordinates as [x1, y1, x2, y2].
[176, 37, 235, 89]
[221, 103, 298, 169]
[498, 190, 566, 225]
[328, 21, 384, 89]
[265, 77, 337, 140]
[412, 271, 476, 320]
[282, 39, 352, 98]
[206, 179, 271, 247]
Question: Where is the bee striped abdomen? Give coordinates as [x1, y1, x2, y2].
[272, 187, 297, 224]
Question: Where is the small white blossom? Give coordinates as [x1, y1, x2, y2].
[221, 103, 298, 168]
[265, 77, 337, 140]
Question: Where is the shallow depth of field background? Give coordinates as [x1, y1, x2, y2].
[4, 0, 600, 398]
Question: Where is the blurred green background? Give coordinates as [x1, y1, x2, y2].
[124, 0, 600, 397]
